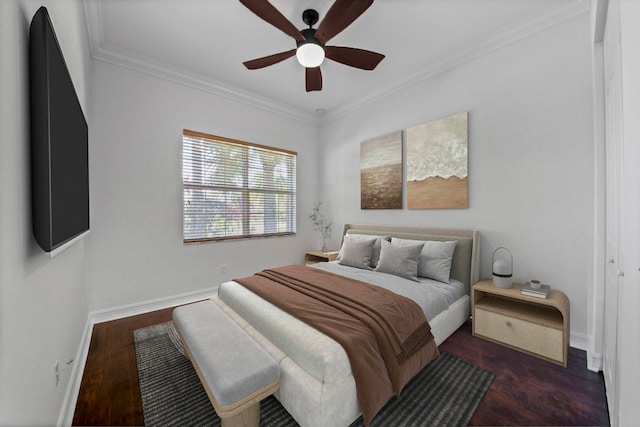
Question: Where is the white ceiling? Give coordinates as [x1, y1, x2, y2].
[84, 0, 589, 123]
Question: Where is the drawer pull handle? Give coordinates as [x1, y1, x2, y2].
[506, 320, 512, 327]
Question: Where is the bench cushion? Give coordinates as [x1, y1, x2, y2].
[173, 300, 280, 406]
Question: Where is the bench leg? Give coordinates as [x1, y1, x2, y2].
[220, 401, 260, 427]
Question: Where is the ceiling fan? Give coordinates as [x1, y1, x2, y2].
[240, 0, 385, 92]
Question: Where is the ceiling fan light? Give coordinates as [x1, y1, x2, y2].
[296, 43, 325, 68]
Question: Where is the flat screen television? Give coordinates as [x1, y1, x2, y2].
[30, 6, 89, 256]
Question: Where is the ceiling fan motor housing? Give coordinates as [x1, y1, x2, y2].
[297, 28, 323, 49]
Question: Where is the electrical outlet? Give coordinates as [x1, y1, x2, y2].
[53, 359, 74, 387]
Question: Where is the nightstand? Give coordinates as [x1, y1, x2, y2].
[472, 279, 570, 367]
[304, 250, 338, 265]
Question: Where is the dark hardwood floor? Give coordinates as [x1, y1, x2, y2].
[439, 322, 610, 426]
[73, 307, 610, 426]
[73, 307, 175, 426]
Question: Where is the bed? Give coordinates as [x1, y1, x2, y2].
[213, 224, 480, 426]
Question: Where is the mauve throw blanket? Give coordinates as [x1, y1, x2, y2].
[235, 265, 439, 426]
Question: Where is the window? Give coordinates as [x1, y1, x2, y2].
[182, 129, 296, 243]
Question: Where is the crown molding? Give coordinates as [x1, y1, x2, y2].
[84, 0, 590, 127]
[92, 43, 320, 126]
[321, 0, 591, 124]
[83, 0, 319, 126]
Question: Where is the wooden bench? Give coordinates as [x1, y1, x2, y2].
[173, 300, 280, 427]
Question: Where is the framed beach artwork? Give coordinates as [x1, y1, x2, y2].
[360, 131, 403, 209]
[406, 112, 468, 209]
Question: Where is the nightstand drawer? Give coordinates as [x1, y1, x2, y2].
[474, 308, 563, 363]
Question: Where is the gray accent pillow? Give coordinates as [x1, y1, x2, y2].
[392, 238, 457, 283]
[374, 239, 424, 282]
[338, 234, 390, 268]
[338, 236, 376, 270]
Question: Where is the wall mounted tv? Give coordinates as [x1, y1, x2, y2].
[30, 6, 89, 256]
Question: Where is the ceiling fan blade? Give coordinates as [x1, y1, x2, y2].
[315, 0, 374, 44]
[306, 67, 322, 92]
[239, 0, 305, 41]
[325, 46, 385, 70]
[243, 49, 296, 69]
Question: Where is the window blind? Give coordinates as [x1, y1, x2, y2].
[182, 129, 296, 243]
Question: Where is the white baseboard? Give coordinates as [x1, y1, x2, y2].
[588, 352, 603, 372]
[90, 286, 219, 324]
[570, 331, 603, 373]
[57, 316, 93, 427]
[570, 330, 589, 351]
[57, 286, 219, 426]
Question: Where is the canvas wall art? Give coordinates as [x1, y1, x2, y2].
[360, 131, 403, 209]
[406, 112, 468, 209]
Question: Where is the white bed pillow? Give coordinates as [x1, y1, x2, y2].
[392, 238, 457, 283]
[374, 240, 424, 282]
[338, 235, 377, 270]
[337, 234, 390, 268]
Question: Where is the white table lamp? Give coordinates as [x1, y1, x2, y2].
[492, 247, 513, 288]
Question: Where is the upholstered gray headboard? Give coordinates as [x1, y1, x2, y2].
[341, 224, 480, 294]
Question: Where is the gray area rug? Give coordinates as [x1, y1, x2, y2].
[134, 321, 494, 427]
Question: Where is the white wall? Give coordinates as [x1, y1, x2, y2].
[319, 13, 596, 346]
[0, 0, 92, 425]
[88, 61, 322, 312]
